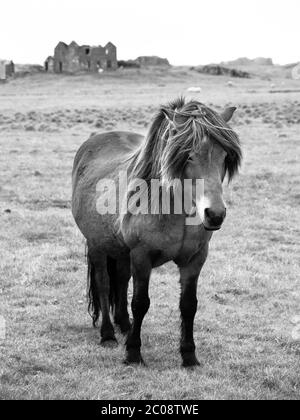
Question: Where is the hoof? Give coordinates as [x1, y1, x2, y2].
[182, 352, 201, 368]
[123, 350, 146, 366]
[100, 337, 118, 348]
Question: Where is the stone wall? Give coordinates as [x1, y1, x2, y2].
[0, 61, 15, 80]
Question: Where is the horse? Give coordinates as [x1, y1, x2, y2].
[72, 97, 242, 367]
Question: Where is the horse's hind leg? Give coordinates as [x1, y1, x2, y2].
[89, 251, 117, 346]
[98, 267, 117, 346]
[107, 256, 131, 334]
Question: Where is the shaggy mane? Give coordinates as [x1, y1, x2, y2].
[128, 97, 242, 186]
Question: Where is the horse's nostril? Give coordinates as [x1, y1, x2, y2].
[204, 208, 226, 226]
[204, 208, 214, 220]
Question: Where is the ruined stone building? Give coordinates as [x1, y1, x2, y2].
[0, 60, 15, 80]
[45, 41, 117, 73]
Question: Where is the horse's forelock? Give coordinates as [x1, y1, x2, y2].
[129, 98, 242, 186]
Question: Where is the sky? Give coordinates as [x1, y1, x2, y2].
[0, 0, 299, 66]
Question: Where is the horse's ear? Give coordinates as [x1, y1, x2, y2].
[221, 107, 237, 122]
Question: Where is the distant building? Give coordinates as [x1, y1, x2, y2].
[135, 56, 170, 67]
[44, 56, 54, 73]
[0, 60, 15, 80]
[118, 56, 170, 69]
[45, 41, 117, 73]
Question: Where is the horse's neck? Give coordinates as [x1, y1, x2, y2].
[129, 136, 163, 182]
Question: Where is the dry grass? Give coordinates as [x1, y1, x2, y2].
[0, 68, 299, 400]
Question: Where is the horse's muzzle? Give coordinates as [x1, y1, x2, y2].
[203, 207, 227, 231]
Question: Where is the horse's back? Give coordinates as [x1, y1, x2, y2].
[73, 131, 143, 191]
[73, 131, 143, 182]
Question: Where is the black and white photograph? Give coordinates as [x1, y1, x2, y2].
[0, 0, 299, 403]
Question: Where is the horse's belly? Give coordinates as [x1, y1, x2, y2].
[73, 184, 128, 255]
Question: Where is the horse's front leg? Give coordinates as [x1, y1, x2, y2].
[124, 250, 151, 365]
[114, 257, 131, 334]
[178, 250, 208, 367]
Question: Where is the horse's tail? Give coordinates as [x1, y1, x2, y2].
[107, 256, 118, 316]
[87, 250, 117, 327]
[87, 252, 101, 327]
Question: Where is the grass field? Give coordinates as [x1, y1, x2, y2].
[0, 68, 299, 400]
